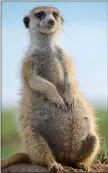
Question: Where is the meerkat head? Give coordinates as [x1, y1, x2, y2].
[23, 6, 63, 35]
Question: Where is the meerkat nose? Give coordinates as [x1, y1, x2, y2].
[48, 19, 55, 26]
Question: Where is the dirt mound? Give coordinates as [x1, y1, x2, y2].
[2, 161, 108, 173]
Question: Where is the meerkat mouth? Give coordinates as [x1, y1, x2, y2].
[40, 24, 55, 30]
[31, 23, 56, 35]
[31, 25, 54, 32]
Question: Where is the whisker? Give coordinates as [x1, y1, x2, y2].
[59, 28, 73, 41]
[31, 26, 73, 41]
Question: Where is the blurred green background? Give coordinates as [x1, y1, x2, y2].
[1, 108, 108, 158]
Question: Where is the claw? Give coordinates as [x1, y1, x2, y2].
[73, 99, 75, 109]
[65, 102, 68, 108]
[63, 103, 67, 112]
[55, 102, 67, 112]
[69, 104, 72, 113]
[72, 162, 90, 171]
[71, 104, 73, 112]
[65, 105, 68, 112]
[49, 162, 65, 173]
[65, 98, 75, 113]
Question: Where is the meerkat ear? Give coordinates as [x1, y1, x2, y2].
[61, 17, 64, 23]
[23, 15, 30, 28]
[60, 16, 64, 23]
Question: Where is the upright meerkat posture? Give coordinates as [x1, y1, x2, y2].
[2, 6, 100, 172]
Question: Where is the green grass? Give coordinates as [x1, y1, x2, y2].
[1, 110, 22, 158]
[96, 109, 108, 155]
[2, 145, 21, 158]
[2, 110, 18, 141]
[1, 109, 108, 158]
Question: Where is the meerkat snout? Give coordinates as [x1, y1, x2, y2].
[23, 6, 63, 34]
[48, 19, 55, 26]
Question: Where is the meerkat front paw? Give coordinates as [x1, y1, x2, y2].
[63, 91, 75, 112]
[49, 162, 66, 173]
[72, 162, 90, 171]
[51, 96, 67, 111]
[47, 93, 67, 111]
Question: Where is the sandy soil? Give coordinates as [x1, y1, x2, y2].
[2, 161, 108, 172]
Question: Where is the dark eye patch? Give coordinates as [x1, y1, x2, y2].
[35, 11, 45, 19]
[52, 12, 58, 19]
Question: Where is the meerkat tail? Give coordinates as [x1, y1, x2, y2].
[1, 152, 31, 169]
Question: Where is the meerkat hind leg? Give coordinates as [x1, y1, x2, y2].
[71, 134, 98, 171]
[23, 128, 65, 173]
[1, 152, 31, 169]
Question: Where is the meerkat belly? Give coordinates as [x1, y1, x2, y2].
[38, 54, 65, 95]
[31, 98, 91, 164]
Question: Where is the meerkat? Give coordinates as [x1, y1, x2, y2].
[1, 6, 100, 172]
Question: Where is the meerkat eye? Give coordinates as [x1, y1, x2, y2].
[35, 11, 45, 19]
[53, 12, 58, 19]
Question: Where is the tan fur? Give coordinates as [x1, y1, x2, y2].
[30, 6, 63, 21]
[1, 152, 31, 169]
[1, 6, 100, 172]
[65, 56, 77, 94]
